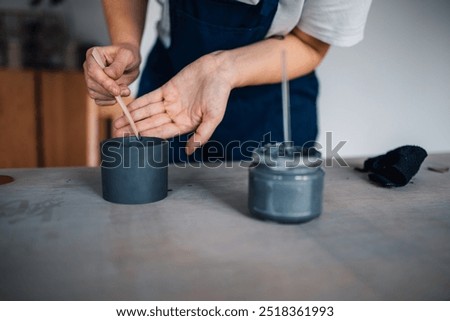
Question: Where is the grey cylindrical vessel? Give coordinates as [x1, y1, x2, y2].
[100, 136, 168, 204]
[248, 144, 324, 224]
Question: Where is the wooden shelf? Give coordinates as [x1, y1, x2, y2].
[0, 69, 88, 168]
[40, 71, 87, 167]
[0, 69, 38, 168]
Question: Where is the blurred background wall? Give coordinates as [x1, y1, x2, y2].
[1, 0, 449, 158]
[316, 0, 450, 157]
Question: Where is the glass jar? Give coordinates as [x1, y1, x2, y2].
[248, 144, 324, 224]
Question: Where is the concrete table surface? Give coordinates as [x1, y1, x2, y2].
[0, 155, 449, 300]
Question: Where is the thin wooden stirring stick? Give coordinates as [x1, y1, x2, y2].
[281, 50, 292, 148]
[91, 48, 141, 139]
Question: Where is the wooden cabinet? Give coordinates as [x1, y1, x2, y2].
[40, 71, 87, 167]
[0, 69, 88, 168]
[0, 69, 38, 168]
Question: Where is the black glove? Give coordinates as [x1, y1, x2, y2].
[361, 145, 427, 187]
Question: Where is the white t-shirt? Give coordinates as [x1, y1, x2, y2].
[156, 0, 372, 48]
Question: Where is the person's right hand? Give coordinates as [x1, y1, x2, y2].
[83, 43, 141, 106]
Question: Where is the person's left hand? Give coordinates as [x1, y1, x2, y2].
[113, 53, 234, 155]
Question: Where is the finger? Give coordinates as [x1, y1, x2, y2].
[104, 47, 137, 80]
[87, 89, 113, 102]
[85, 48, 121, 96]
[137, 114, 173, 131]
[95, 99, 117, 106]
[119, 84, 131, 97]
[115, 122, 180, 140]
[86, 76, 129, 100]
[131, 101, 166, 121]
[114, 112, 172, 133]
[141, 123, 180, 139]
[86, 78, 114, 99]
[84, 63, 108, 98]
[128, 88, 164, 111]
[87, 86, 117, 105]
[112, 127, 132, 138]
[186, 119, 220, 155]
[114, 102, 166, 129]
[86, 86, 116, 105]
[117, 122, 178, 140]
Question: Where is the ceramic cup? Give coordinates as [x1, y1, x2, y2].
[100, 136, 168, 204]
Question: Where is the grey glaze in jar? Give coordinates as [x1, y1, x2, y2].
[248, 144, 324, 224]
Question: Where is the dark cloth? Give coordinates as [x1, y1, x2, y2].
[361, 145, 428, 187]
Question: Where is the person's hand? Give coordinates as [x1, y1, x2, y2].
[83, 43, 141, 106]
[113, 53, 235, 155]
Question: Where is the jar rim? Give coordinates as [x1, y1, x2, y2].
[251, 143, 322, 169]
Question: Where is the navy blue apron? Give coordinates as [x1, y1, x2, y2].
[138, 0, 319, 163]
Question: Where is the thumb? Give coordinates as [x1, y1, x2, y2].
[104, 47, 135, 80]
[186, 119, 219, 155]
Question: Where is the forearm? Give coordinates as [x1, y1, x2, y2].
[102, 0, 148, 47]
[215, 28, 330, 88]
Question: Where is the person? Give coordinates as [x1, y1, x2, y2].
[84, 0, 372, 162]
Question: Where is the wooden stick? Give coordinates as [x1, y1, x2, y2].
[91, 48, 141, 139]
[281, 50, 291, 145]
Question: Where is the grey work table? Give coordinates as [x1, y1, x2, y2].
[1, 154, 449, 300]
